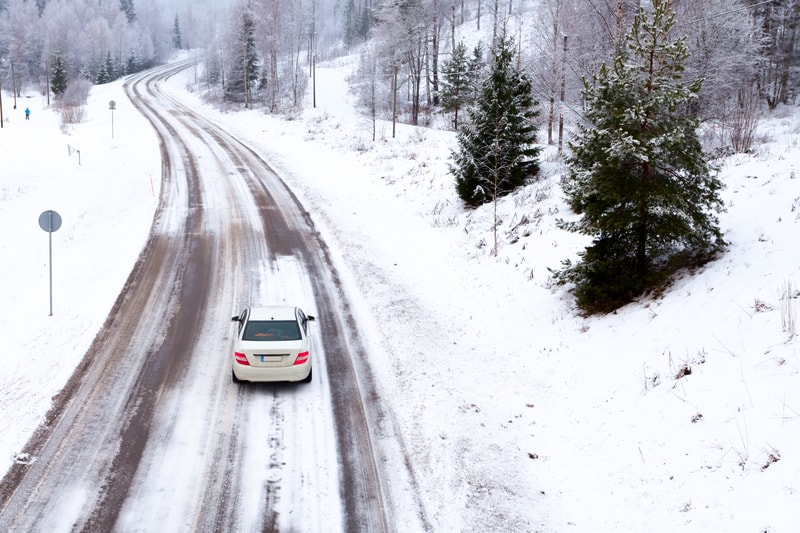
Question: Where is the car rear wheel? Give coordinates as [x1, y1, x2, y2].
[302, 367, 313, 383]
[232, 370, 242, 384]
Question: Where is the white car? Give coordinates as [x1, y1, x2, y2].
[230, 306, 315, 383]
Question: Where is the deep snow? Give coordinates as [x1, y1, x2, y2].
[1, 53, 799, 531]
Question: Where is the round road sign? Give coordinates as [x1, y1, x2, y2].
[38, 210, 62, 232]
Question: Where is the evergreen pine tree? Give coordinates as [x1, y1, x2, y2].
[95, 61, 110, 84]
[119, 0, 136, 24]
[357, 6, 372, 42]
[440, 41, 472, 129]
[467, 42, 486, 102]
[205, 49, 222, 86]
[96, 52, 115, 84]
[450, 33, 541, 207]
[343, 0, 357, 48]
[225, 8, 259, 107]
[126, 48, 138, 75]
[555, 0, 726, 313]
[79, 65, 93, 82]
[50, 51, 68, 98]
[173, 15, 182, 49]
[107, 52, 117, 79]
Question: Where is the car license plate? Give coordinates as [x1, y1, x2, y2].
[259, 355, 282, 363]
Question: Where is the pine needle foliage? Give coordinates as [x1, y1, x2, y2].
[554, 0, 726, 314]
[225, 7, 259, 107]
[50, 52, 68, 98]
[440, 41, 471, 130]
[440, 41, 485, 130]
[450, 33, 541, 208]
[119, 0, 136, 24]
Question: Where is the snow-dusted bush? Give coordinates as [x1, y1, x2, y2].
[58, 106, 85, 126]
[59, 79, 92, 108]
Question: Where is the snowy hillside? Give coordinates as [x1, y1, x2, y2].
[1, 54, 799, 531]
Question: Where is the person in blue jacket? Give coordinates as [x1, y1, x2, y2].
[25, 107, 30, 120]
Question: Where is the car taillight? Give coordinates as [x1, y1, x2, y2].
[234, 352, 250, 366]
[294, 351, 309, 365]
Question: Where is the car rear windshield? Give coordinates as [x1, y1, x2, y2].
[243, 320, 301, 341]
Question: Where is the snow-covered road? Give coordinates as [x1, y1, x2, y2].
[0, 61, 407, 533]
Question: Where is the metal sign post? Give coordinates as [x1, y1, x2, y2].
[109, 100, 116, 139]
[38, 210, 62, 316]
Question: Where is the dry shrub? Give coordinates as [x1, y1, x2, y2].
[725, 84, 762, 153]
[60, 79, 92, 107]
[59, 105, 85, 125]
[778, 279, 798, 336]
[56, 78, 92, 127]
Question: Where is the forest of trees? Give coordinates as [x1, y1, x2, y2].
[0, 0, 177, 97]
[2, 1, 796, 122]
[2, 0, 798, 310]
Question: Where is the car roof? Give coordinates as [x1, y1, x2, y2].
[247, 306, 297, 321]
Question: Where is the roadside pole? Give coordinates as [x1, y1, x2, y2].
[38, 210, 63, 316]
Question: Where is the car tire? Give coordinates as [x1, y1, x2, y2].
[302, 367, 313, 383]
[232, 369, 242, 384]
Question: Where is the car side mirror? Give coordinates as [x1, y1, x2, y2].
[307, 315, 316, 322]
[231, 315, 240, 322]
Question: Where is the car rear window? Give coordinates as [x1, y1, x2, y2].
[243, 320, 301, 341]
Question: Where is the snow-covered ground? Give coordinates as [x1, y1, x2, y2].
[1, 53, 799, 531]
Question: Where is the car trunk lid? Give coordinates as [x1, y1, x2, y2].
[240, 340, 303, 367]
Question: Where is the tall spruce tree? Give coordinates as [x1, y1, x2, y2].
[172, 15, 182, 49]
[440, 41, 471, 129]
[225, 8, 258, 107]
[119, 0, 136, 24]
[467, 42, 486, 101]
[50, 51, 68, 98]
[126, 48, 138, 75]
[95, 61, 111, 84]
[555, 0, 725, 313]
[95, 52, 115, 84]
[450, 33, 541, 208]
